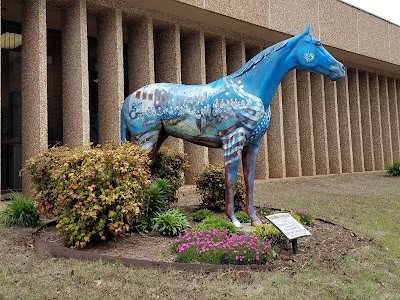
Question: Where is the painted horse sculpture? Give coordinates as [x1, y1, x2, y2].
[120, 25, 346, 227]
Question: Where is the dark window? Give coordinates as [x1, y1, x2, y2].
[1, 21, 22, 191]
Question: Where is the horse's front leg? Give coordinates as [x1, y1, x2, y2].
[242, 144, 262, 226]
[224, 156, 241, 228]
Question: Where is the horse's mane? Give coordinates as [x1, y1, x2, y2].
[230, 40, 288, 78]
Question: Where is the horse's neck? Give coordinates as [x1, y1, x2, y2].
[234, 46, 296, 109]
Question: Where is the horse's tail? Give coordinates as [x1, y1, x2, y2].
[120, 107, 131, 143]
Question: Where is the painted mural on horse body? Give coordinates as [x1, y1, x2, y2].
[120, 25, 346, 227]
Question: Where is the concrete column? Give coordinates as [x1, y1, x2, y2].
[310, 73, 329, 175]
[97, 9, 124, 145]
[61, 0, 90, 148]
[128, 18, 155, 92]
[387, 78, 400, 161]
[267, 85, 286, 178]
[347, 68, 364, 172]
[324, 79, 342, 174]
[206, 36, 227, 165]
[227, 41, 246, 74]
[336, 76, 353, 173]
[255, 136, 269, 179]
[378, 76, 393, 165]
[21, 0, 48, 194]
[154, 24, 184, 153]
[245, 47, 262, 61]
[358, 71, 374, 171]
[282, 70, 301, 177]
[180, 30, 209, 184]
[0, 0, 2, 190]
[396, 79, 400, 160]
[296, 70, 315, 176]
[369, 73, 384, 170]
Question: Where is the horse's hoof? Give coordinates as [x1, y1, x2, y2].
[232, 219, 242, 228]
[251, 219, 263, 226]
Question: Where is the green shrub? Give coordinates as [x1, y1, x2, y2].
[193, 215, 239, 234]
[195, 165, 244, 211]
[385, 161, 400, 176]
[235, 211, 251, 223]
[132, 179, 173, 233]
[192, 209, 213, 222]
[153, 208, 188, 236]
[258, 207, 273, 216]
[292, 209, 314, 226]
[289, 212, 302, 223]
[0, 192, 40, 227]
[150, 149, 188, 203]
[26, 143, 151, 248]
[252, 224, 286, 245]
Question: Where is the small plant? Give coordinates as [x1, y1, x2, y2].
[153, 208, 188, 236]
[252, 224, 286, 245]
[196, 165, 244, 211]
[193, 215, 239, 234]
[173, 230, 276, 265]
[235, 211, 251, 223]
[192, 209, 213, 222]
[290, 212, 302, 223]
[175, 207, 188, 216]
[292, 209, 314, 226]
[385, 161, 400, 177]
[132, 179, 173, 233]
[150, 149, 188, 203]
[0, 192, 40, 227]
[258, 206, 274, 216]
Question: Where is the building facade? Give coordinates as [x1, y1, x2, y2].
[1, 0, 400, 193]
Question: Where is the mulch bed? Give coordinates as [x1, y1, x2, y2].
[36, 208, 368, 273]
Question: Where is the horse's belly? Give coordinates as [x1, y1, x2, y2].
[162, 122, 223, 148]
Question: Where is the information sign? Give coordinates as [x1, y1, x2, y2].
[266, 213, 311, 240]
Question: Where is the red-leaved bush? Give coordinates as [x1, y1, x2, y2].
[26, 143, 151, 248]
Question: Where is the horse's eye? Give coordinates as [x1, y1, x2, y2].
[315, 41, 322, 46]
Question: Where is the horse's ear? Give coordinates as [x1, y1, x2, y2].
[301, 25, 311, 37]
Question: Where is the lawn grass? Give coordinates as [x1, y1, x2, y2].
[0, 172, 399, 299]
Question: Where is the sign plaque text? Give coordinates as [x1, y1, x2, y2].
[266, 213, 311, 240]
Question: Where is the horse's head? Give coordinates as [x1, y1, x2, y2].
[290, 25, 346, 80]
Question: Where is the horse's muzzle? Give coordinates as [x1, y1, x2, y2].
[329, 63, 346, 81]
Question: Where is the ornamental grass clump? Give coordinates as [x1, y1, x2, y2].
[0, 192, 40, 227]
[26, 143, 151, 248]
[132, 179, 174, 233]
[173, 230, 276, 265]
[153, 208, 188, 236]
[385, 161, 400, 177]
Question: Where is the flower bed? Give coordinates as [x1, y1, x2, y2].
[172, 229, 276, 265]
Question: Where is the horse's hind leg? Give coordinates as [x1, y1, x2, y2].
[148, 128, 169, 159]
[242, 144, 262, 226]
[224, 154, 242, 227]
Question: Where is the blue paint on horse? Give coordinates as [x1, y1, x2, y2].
[120, 26, 346, 227]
